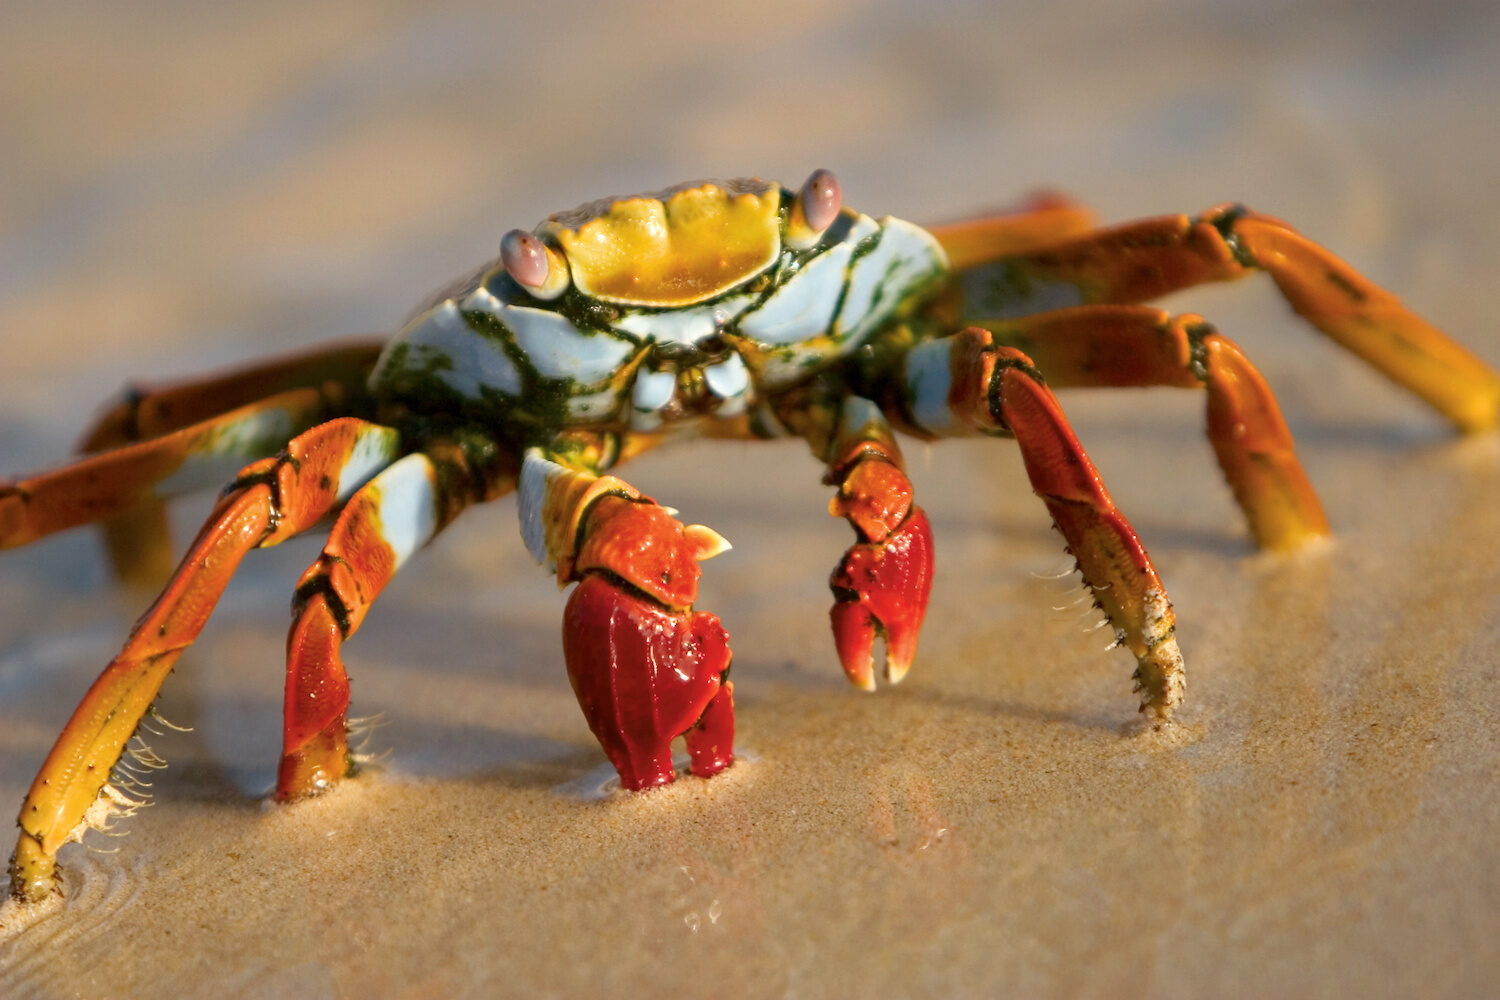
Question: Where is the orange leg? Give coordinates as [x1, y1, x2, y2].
[951, 205, 1500, 432]
[1, 387, 338, 555]
[277, 444, 496, 800]
[9, 418, 402, 902]
[821, 397, 935, 690]
[73, 338, 384, 586]
[924, 190, 1096, 269]
[902, 329, 1186, 717]
[520, 448, 734, 790]
[77, 338, 384, 453]
[982, 304, 1329, 551]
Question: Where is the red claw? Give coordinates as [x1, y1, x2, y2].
[829, 506, 934, 690]
[562, 575, 733, 790]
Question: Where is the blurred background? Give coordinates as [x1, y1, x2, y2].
[2, 2, 1498, 996]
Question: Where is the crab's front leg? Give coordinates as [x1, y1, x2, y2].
[521, 448, 734, 790]
[822, 398, 935, 690]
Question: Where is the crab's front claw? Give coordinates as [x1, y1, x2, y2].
[829, 506, 935, 690]
[554, 494, 734, 789]
[563, 575, 733, 789]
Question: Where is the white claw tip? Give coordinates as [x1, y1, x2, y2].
[684, 524, 732, 561]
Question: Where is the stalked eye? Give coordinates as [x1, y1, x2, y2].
[800, 169, 841, 231]
[500, 229, 569, 300]
[787, 168, 843, 249]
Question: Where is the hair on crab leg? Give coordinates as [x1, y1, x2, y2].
[898, 328, 1185, 718]
[984, 345, 1185, 718]
[8, 418, 403, 903]
[277, 445, 497, 801]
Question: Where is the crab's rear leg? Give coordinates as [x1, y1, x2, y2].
[277, 442, 500, 799]
[9, 418, 402, 902]
[902, 329, 1185, 717]
[520, 449, 734, 790]
[73, 338, 385, 586]
[981, 304, 1329, 551]
[820, 397, 935, 689]
[957, 206, 1500, 432]
[922, 190, 1096, 268]
[0, 387, 340, 556]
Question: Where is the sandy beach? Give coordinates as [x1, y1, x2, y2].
[2, 3, 1498, 997]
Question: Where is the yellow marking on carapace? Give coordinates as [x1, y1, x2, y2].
[543, 179, 781, 306]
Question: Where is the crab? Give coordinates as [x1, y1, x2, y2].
[4, 170, 1497, 905]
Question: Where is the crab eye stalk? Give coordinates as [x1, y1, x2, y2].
[500, 229, 570, 300]
[787, 168, 843, 249]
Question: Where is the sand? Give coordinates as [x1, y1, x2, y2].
[2, 2, 1498, 997]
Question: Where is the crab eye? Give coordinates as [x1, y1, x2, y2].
[787, 169, 843, 249]
[500, 229, 569, 300]
[800, 169, 842, 231]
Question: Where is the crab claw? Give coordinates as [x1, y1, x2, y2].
[563, 575, 733, 789]
[829, 506, 934, 690]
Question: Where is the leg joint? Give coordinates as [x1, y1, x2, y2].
[1196, 203, 1256, 268]
[985, 349, 1047, 431]
[1180, 318, 1221, 383]
[293, 568, 355, 637]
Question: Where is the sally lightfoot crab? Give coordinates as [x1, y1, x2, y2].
[5, 170, 1497, 903]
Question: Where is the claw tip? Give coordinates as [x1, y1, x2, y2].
[884, 657, 912, 686]
[684, 523, 731, 561]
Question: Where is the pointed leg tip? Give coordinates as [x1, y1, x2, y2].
[1132, 639, 1186, 720]
[7, 836, 58, 906]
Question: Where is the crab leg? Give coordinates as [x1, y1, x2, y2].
[78, 338, 385, 453]
[822, 397, 935, 690]
[9, 418, 402, 902]
[902, 328, 1185, 717]
[923, 191, 1096, 269]
[520, 449, 734, 790]
[979, 304, 1328, 551]
[1, 387, 342, 556]
[278, 443, 495, 800]
[950, 206, 1500, 432]
[74, 338, 385, 586]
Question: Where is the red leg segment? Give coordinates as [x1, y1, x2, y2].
[914, 329, 1186, 718]
[523, 450, 734, 790]
[983, 304, 1329, 550]
[823, 398, 935, 689]
[951, 206, 1500, 432]
[277, 446, 493, 800]
[9, 418, 402, 902]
